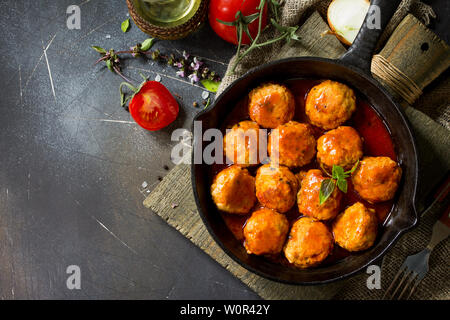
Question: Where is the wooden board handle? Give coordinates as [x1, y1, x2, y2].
[371, 14, 450, 104]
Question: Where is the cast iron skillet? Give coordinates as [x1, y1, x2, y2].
[191, 0, 419, 284]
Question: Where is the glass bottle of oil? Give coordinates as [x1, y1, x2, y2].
[133, 0, 201, 28]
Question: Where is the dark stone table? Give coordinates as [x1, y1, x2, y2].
[0, 0, 447, 299]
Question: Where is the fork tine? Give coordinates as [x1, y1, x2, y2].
[405, 277, 422, 300]
[382, 264, 406, 299]
[391, 269, 412, 299]
[398, 272, 418, 300]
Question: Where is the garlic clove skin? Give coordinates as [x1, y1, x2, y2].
[327, 0, 370, 46]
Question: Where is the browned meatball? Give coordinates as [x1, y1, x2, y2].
[248, 83, 295, 129]
[305, 80, 356, 130]
[352, 156, 402, 203]
[297, 169, 342, 220]
[332, 202, 378, 252]
[224, 120, 264, 166]
[211, 165, 256, 214]
[268, 121, 316, 168]
[317, 126, 363, 170]
[255, 164, 298, 213]
[244, 208, 289, 255]
[283, 217, 334, 268]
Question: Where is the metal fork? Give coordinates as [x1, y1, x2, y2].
[382, 175, 450, 300]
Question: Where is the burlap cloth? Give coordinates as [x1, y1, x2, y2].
[145, 0, 449, 299]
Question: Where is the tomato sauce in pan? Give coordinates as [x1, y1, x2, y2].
[209, 79, 397, 267]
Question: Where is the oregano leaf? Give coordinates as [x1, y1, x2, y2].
[319, 178, 336, 205]
[121, 19, 130, 33]
[337, 178, 348, 193]
[332, 165, 345, 180]
[140, 38, 154, 51]
[201, 79, 221, 93]
[92, 46, 106, 54]
[105, 59, 113, 71]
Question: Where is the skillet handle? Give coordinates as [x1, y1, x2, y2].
[339, 0, 402, 75]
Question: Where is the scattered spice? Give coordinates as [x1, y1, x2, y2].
[193, 101, 199, 108]
[171, 203, 179, 209]
[163, 165, 170, 171]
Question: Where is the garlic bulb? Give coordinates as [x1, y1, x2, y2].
[327, 0, 370, 46]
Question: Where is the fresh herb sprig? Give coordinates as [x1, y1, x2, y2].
[319, 160, 360, 205]
[92, 39, 221, 90]
[219, 0, 301, 73]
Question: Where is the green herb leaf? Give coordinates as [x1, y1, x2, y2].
[121, 19, 130, 33]
[140, 38, 154, 51]
[332, 165, 345, 180]
[201, 79, 221, 93]
[105, 59, 113, 71]
[319, 178, 336, 205]
[337, 178, 348, 193]
[92, 46, 107, 54]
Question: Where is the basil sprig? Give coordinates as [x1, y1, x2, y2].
[319, 160, 359, 205]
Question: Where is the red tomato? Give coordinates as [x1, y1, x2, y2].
[209, 0, 268, 45]
[129, 81, 179, 131]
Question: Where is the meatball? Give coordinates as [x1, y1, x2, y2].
[305, 80, 356, 130]
[352, 156, 402, 203]
[332, 202, 378, 252]
[248, 83, 295, 129]
[268, 121, 316, 168]
[244, 208, 289, 255]
[298, 169, 342, 220]
[211, 165, 256, 214]
[255, 164, 298, 213]
[224, 121, 264, 166]
[283, 217, 334, 268]
[317, 126, 363, 170]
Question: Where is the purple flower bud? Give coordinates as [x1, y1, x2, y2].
[188, 73, 200, 84]
[182, 50, 189, 60]
[176, 70, 185, 78]
[175, 62, 183, 68]
[190, 57, 203, 71]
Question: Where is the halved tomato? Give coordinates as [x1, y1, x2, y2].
[128, 81, 179, 131]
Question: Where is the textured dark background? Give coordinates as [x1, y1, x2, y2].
[0, 0, 448, 299]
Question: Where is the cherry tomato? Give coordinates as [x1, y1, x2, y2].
[128, 81, 179, 131]
[209, 0, 268, 45]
